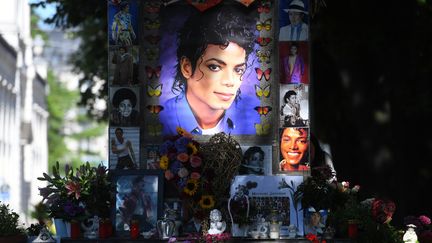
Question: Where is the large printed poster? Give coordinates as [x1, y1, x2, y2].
[156, 2, 262, 136]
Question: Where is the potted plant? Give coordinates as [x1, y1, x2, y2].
[0, 202, 26, 243]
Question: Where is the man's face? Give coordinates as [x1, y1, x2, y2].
[115, 129, 123, 140]
[184, 42, 246, 112]
[288, 11, 303, 25]
[290, 45, 298, 55]
[249, 152, 264, 173]
[280, 128, 308, 166]
[288, 95, 297, 104]
[310, 212, 321, 226]
[119, 99, 132, 117]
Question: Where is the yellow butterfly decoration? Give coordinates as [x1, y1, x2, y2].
[147, 84, 163, 97]
[256, 18, 272, 31]
[147, 123, 163, 136]
[255, 84, 271, 98]
[255, 122, 271, 136]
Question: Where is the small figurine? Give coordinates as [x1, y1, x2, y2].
[32, 227, 56, 243]
[208, 209, 226, 235]
[403, 224, 418, 243]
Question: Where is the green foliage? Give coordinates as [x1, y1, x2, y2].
[0, 202, 25, 236]
[31, 0, 108, 121]
[38, 162, 112, 221]
[46, 70, 79, 170]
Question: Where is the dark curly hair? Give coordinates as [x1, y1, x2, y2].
[112, 88, 137, 108]
[172, 2, 257, 93]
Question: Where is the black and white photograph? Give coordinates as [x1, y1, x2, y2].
[280, 84, 309, 127]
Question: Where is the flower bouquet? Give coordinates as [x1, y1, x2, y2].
[159, 128, 215, 222]
[38, 162, 112, 221]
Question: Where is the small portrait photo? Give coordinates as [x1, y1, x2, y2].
[279, 127, 310, 172]
[280, 84, 309, 127]
[108, 0, 139, 46]
[145, 145, 160, 169]
[304, 207, 327, 236]
[109, 127, 140, 170]
[278, 0, 309, 41]
[157, 2, 261, 136]
[110, 87, 140, 127]
[109, 46, 139, 86]
[239, 145, 272, 175]
[279, 42, 309, 84]
[113, 170, 163, 235]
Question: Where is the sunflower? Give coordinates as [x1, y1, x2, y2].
[176, 127, 187, 136]
[198, 195, 215, 209]
[187, 142, 198, 155]
[159, 155, 169, 170]
[183, 178, 199, 196]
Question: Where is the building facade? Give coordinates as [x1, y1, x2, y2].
[0, 0, 48, 223]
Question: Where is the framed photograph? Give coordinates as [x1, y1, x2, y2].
[109, 45, 140, 86]
[112, 170, 164, 236]
[239, 145, 272, 175]
[279, 42, 309, 84]
[109, 127, 140, 170]
[280, 84, 309, 127]
[108, 0, 139, 46]
[145, 144, 160, 169]
[277, 127, 310, 174]
[109, 87, 141, 127]
[230, 175, 304, 236]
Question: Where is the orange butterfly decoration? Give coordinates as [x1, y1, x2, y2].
[254, 106, 272, 116]
[146, 105, 164, 114]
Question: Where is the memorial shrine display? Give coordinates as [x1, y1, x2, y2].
[33, 0, 418, 242]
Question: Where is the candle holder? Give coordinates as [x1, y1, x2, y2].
[130, 219, 140, 239]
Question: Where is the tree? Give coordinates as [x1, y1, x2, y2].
[46, 70, 79, 168]
[31, 0, 108, 121]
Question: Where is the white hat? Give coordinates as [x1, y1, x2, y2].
[283, 0, 308, 14]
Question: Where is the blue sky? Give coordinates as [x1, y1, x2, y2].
[28, 0, 56, 30]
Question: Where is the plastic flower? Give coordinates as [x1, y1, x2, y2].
[175, 137, 190, 153]
[190, 155, 202, 168]
[176, 126, 193, 139]
[160, 155, 169, 170]
[183, 178, 199, 196]
[178, 168, 189, 178]
[305, 233, 319, 243]
[177, 152, 189, 163]
[165, 170, 175, 180]
[198, 195, 215, 209]
[419, 215, 431, 225]
[187, 142, 198, 155]
[351, 185, 360, 193]
[190, 172, 201, 180]
[65, 181, 81, 200]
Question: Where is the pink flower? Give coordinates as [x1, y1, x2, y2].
[190, 155, 202, 168]
[65, 181, 81, 200]
[190, 172, 201, 180]
[165, 170, 175, 180]
[178, 168, 189, 178]
[342, 181, 350, 188]
[419, 215, 431, 225]
[177, 153, 189, 163]
[352, 185, 360, 193]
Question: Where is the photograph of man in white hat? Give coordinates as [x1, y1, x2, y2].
[279, 0, 309, 41]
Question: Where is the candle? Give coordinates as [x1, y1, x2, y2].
[130, 220, 140, 239]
